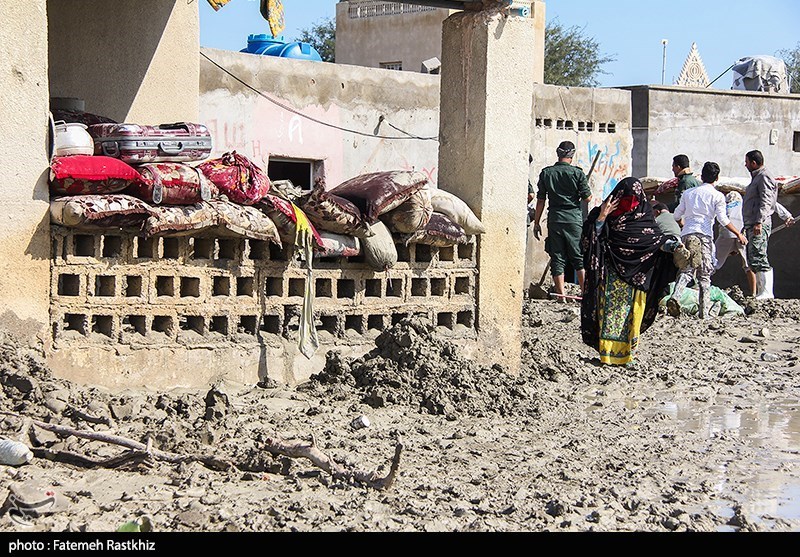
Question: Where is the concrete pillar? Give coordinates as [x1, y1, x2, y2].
[529, 0, 546, 84]
[437, 10, 538, 373]
[0, 0, 52, 342]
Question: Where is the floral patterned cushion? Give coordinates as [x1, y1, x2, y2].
[380, 187, 433, 233]
[127, 163, 217, 205]
[299, 181, 374, 238]
[257, 194, 323, 248]
[330, 170, 429, 224]
[143, 203, 218, 238]
[50, 194, 155, 229]
[206, 199, 282, 245]
[403, 212, 468, 247]
[196, 151, 270, 205]
[314, 231, 360, 259]
[50, 155, 145, 196]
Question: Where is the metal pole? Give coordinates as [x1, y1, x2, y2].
[661, 39, 669, 85]
[706, 63, 735, 88]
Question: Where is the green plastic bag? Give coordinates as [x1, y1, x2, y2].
[659, 283, 745, 317]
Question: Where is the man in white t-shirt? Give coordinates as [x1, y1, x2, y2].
[667, 162, 748, 319]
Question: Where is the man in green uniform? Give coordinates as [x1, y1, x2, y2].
[670, 154, 701, 210]
[532, 141, 592, 298]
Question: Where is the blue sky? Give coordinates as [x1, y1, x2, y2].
[200, 0, 800, 88]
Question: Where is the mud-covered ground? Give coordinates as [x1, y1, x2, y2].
[0, 293, 798, 533]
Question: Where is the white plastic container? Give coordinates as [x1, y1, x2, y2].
[53, 120, 94, 157]
[0, 439, 33, 466]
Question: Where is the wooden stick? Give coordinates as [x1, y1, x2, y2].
[31, 447, 153, 470]
[1, 411, 233, 471]
[263, 437, 403, 490]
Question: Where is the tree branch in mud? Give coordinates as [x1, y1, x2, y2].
[1, 411, 402, 489]
[263, 437, 403, 490]
[31, 447, 154, 470]
[0, 412, 234, 472]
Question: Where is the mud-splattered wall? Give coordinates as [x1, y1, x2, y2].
[199, 48, 441, 190]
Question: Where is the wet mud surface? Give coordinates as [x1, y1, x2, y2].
[0, 296, 798, 532]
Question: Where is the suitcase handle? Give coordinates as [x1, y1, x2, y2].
[158, 141, 184, 155]
[158, 122, 194, 134]
[101, 142, 119, 157]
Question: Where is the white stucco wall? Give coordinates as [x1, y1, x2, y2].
[0, 0, 52, 341]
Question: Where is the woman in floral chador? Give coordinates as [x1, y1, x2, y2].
[580, 177, 678, 365]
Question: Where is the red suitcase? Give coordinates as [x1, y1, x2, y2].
[88, 122, 212, 164]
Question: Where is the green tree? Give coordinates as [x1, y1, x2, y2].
[296, 16, 335, 63]
[544, 19, 615, 87]
[777, 42, 800, 93]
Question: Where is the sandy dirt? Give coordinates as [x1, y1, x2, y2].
[0, 293, 798, 533]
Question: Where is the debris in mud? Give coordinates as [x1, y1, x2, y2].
[308, 317, 540, 419]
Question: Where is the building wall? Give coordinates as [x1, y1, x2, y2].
[627, 86, 800, 180]
[48, 0, 199, 123]
[199, 48, 631, 295]
[335, 1, 545, 83]
[199, 47, 441, 189]
[336, 2, 456, 72]
[0, 0, 51, 342]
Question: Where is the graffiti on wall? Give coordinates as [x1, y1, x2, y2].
[358, 138, 438, 187]
[579, 141, 629, 201]
[203, 98, 437, 189]
[204, 101, 345, 183]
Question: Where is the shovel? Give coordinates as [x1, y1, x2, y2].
[528, 259, 551, 300]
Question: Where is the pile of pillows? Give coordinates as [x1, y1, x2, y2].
[48, 148, 300, 246]
[48, 146, 485, 270]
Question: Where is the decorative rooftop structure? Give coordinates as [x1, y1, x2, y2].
[676, 42, 710, 88]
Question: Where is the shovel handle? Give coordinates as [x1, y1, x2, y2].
[538, 259, 551, 286]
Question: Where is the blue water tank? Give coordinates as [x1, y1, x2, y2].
[240, 34, 322, 62]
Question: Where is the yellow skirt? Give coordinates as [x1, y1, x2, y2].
[597, 270, 647, 365]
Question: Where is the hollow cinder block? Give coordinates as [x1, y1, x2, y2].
[49, 228, 480, 356]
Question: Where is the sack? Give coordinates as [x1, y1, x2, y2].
[143, 203, 218, 238]
[361, 220, 398, 271]
[50, 155, 144, 196]
[330, 170, 428, 224]
[299, 181, 374, 238]
[314, 231, 360, 258]
[429, 189, 486, 235]
[128, 163, 217, 205]
[50, 194, 155, 229]
[206, 199, 281, 245]
[380, 187, 432, 233]
[197, 151, 271, 205]
[404, 212, 468, 247]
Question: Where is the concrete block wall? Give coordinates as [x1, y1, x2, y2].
[49, 226, 477, 388]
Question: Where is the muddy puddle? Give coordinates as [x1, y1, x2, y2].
[591, 387, 800, 530]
